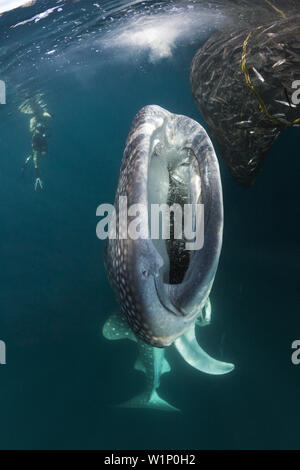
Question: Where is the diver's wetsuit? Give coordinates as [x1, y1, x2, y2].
[32, 127, 47, 189]
[21, 111, 50, 190]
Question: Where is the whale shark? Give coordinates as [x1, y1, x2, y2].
[104, 105, 234, 390]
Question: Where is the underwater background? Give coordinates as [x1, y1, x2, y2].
[0, 0, 299, 450]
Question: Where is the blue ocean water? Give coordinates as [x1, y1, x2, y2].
[0, 0, 299, 450]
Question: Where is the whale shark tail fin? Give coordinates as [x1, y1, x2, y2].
[118, 390, 180, 412]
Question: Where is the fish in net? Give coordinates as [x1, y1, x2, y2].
[190, 15, 300, 186]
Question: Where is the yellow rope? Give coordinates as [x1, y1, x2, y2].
[241, 26, 300, 127]
[264, 0, 287, 19]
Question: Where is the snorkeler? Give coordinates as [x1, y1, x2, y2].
[20, 95, 52, 190]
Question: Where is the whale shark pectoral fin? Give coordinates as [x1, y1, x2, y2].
[117, 390, 180, 412]
[134, 358, 146, 374]
[196, 297, 212, 327]
[102, 312, 137, 342]
[174, 324, 234, 375]
[161, 357, 171, 375]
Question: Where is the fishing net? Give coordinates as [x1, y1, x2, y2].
[192, 0, 299, 30]
[190, 15, 300, 186]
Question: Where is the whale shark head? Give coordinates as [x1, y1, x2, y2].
[105, 105, 223, 348]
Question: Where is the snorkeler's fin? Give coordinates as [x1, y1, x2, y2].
[34, 177, 43, 191]
[118, 390, 180, 412]
[174, 323, 234, 375]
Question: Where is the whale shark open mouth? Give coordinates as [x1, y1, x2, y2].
[147, 123, 202, 287]
[141, 106, 220, 323]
